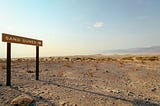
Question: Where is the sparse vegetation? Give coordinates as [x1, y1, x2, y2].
[106, 57, 117, 61]
[136, 56, 159, 61]
[44, 68, 49, 71]
[57, 70, 64, 77]
[88, 71, 94, 77]
[65, 57, 69, 60]
[26, 70, 34, 73]
[121, 57, 134, 61]
[64, 63, 72, 68]
[0, 55, 160, 106]
[1, 64, 6, 69]
[135, 56, 143, 60]
[147, 56, 159, 61]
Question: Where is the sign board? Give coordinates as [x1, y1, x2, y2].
[2, 33, 43, 46]
[2, 33, 43, 86]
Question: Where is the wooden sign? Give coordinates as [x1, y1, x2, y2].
[2, 33, 43, 46]
[2, 33, 43, 86]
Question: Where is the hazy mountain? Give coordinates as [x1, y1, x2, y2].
[101, 46, 160, 54]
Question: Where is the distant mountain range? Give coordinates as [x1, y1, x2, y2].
[101, 46, 160, 54]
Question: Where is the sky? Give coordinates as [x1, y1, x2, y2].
[0, 0, 160, 58]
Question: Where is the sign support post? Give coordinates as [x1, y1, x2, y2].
[6, 43, 11, 86]
[36, 46, 39, 80]
[2, 33, 43, 86]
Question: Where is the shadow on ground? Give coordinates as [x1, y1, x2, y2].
[5, 80, 159, 106]
[11, 86, 55, 106]
[39, 80, 160, 106]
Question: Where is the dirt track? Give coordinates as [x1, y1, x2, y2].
[0, 55, 160, 106]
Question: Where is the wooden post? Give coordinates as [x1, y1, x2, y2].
[36, 46, 39, 80]
[2, 33, 43, 84]
[6, 43, 11, 86]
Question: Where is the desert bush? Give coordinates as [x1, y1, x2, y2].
[64, 64, 71, 68]
[147, 56, 159, 61]
[136, 56, 159, 61]
[88, 57, 96, 61]
[75, 57, 82, 60]
[16, 58, 23, 62]
[57, 70, 64, 77]
[65, 57, 69, 60]
[121, 57, 134, 61]
[87, 71, 96, 77]
[26, 70, 34, 73]
[106, 57, 117, 61]
[1, 64, 6, 69]
[44, 68, 49, 71]
[135, 56, 143, 60]
[88, 72, 94, 77]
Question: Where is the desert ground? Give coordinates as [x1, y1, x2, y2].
[0, 55, 160, 106]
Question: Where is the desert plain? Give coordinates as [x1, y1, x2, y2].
[0, 54, 160, 106]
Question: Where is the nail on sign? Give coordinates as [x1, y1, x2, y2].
[2, 33, 43, 46]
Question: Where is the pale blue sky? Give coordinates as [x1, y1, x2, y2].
[0, 0, 160, 57]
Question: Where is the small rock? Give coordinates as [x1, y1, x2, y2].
[82, 95, 85, 98]
[128, 91, 135, 97]
[10, 94, 36, 106]
[151, 88, 157, 92]
[72, 104, 78, 106]
[0, 83, 2, 86]
[106, 70, 109, 73]
[59, 101, 69, 106]
[38, 96, 43, 100]
[12, 86, 19, 90]
[111, 89, 120, 94]
[144, 97, 151, 102]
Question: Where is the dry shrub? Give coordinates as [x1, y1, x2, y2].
[17, 58, 23, 62]
[121, 57, 134, 61]
[26, 70, 34, 73]
[107, 57, 117, 61]
[64, 63, 71, 68]
[147, 56, 159, 61]
[65, 57, 70, 61]
[57, 70, 64, 77]
[87, 71, 95, 77]
[1, 64, 6, 69]
[136, 56, 143, 61]
[136, 56, 159, 61]
[75, 57, 82, 61]
[88, 72, 93, 77]
[44, 68, 49, 71]
[88, 57, 96, 61]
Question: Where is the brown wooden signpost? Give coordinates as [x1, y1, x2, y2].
[2, 33, 43, 86]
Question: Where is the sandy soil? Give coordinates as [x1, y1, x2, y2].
[0, 55, 160, 106]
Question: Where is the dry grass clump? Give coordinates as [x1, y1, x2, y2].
[147, 56, 159, 61]
[44, 68, 49, 71]
[106, 57, 117, 61]
[57, 70, 64, 77]
[87, 57, 96, 61]
[121, 57, 134, 61]
[64, 57, 70, 61]
[16, 58, 24, 62]
[1, 64, 6, 69]
[26, 70, 34, 73]
[136, 56, 159, 61]
[74, 57, 82, 61]
[135, 56, 143, 60]
[87, 71, 94, 77]
[64, 63, 72, 68]
[87, 70, 96, 77]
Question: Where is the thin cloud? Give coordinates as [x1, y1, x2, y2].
[93, 22, 104, 28]
[136, 16, 149, 20]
